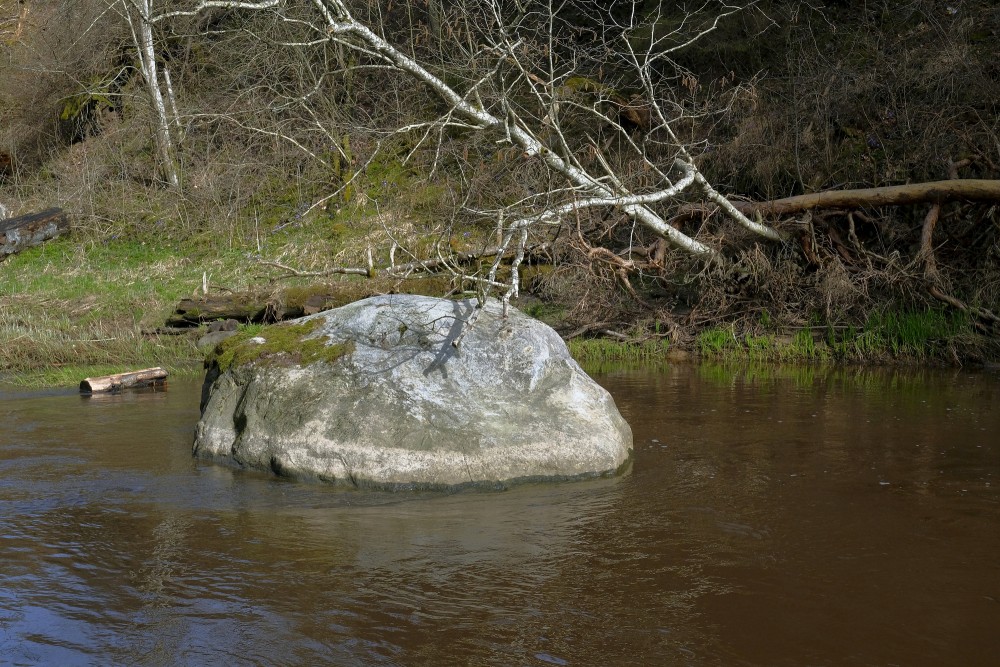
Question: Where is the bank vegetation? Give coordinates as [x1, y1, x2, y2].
[2, 0, 999, 383]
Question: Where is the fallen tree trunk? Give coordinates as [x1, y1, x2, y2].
[731, 179, 1000, 217]
[168, 285, 387, 326]
[167, 295, 282, 326]
[80, 367, 168, 394]
[1, 208, 69, 259]
[166, 293, 335, 326]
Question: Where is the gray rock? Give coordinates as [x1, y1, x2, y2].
[193, 294, 632, 489]
[207, 318, 240, 333]
[197, 329, 239, 353]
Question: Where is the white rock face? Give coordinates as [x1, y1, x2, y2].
[193, 295, 632, 488]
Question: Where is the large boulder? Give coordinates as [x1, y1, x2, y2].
[193, 294, 632, 489]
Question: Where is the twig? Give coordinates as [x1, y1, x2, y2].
[259, 259, 368, 278]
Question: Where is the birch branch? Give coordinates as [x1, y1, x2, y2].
[150, 0, 280, 23]
[310, 0, 721, 263]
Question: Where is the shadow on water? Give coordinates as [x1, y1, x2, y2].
[1, 365, 999, 666]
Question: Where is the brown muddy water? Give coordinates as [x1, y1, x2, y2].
[1, 364, 998, 666]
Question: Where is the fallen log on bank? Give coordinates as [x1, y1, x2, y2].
[80, 367, 168, 394]
[166, 295, 306, 326]
[166, 288, 374, 326]
[731, 179, 1000, 217]
[168, 295, 267, 326]
[167, 242, 556, 328]
[167, 281, 453, 327]
[1, 208, 69, 259]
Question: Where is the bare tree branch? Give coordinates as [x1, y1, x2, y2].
[150, 0, 280, 23]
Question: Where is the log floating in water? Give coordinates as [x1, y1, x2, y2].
[0, 207, 70, 259]
[80, 367, 168, 394]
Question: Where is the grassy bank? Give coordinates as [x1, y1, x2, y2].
[691, 309, 975, 365]
[0, 236, 260, 386]
[570, 308, 980, 370]
[2, 231, 988, 389]
[0, 226, 488, 387]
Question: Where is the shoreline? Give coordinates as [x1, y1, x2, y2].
[2, 237, 995, 389]
[2, 324, 987, 390]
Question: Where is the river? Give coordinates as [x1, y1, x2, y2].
[1, 364, 998, 666]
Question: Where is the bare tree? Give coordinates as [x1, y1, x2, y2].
[117, 0, 181, 187]
[108, 0, 282, 188]
[131, 1, 786, 307]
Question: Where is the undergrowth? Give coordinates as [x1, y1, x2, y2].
[690, 307, 973, 364]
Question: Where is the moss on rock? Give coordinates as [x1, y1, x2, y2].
[210, 319, 354, 372]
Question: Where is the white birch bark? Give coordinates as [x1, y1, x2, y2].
[124, 0, 179, 188]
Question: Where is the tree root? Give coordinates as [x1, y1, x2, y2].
[928, 286, 1000, 332]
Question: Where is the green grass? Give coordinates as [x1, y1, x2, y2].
[568, 337, 670, 363]
[780, 329, 829, 362]
[696, 326, 737, 355]
[699, 331, 781, 361]
[852, 308, 970, 359]
[0, 236, 267, 387]
[696, 326, 829, 362]
[519, 301, 566, 327]
[690, 307, 970, 365]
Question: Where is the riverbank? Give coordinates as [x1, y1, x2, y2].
[2, 233, 993, 388]
[3, 0, 998, 387]
[0, 236, 242, 386]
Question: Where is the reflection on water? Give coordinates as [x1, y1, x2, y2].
[1, 365, 998, 666]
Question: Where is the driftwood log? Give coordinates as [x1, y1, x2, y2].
[80, 367, 168, 394]
[167, 295, 268, 326]
[166, 293, 347, 326]
[1, 207, 69, 259]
